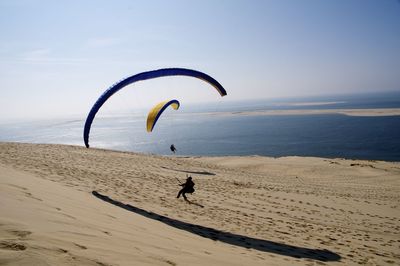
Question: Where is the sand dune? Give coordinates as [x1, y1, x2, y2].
[1, 142, 399, 265]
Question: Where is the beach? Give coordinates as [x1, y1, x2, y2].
[0, 142, 399, 265]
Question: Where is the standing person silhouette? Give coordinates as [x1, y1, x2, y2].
[170, 144, 177, 153]
[177, 175, 195, 200]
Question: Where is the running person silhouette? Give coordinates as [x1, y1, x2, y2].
[177, 175, 195, 200]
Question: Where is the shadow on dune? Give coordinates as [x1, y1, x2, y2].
[160, 166, 216, 176]
[92, 191, 341, 262]
[184, 198, 204, 208]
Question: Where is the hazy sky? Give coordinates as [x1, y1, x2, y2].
[1, 0, 399, 120]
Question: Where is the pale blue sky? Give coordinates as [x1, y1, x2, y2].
[1, 0, 399, 120]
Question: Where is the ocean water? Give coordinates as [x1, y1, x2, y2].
[1, 92, 400, 161]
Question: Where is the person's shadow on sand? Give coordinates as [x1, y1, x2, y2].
[92, 191, 341, 262]
[184, 198, 204, 208]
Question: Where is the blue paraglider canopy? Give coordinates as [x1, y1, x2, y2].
[83, 68, 227, 148]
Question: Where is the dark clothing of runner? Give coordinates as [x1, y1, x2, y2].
[177, 177, 195, 200]
[170, 144, 176, 153]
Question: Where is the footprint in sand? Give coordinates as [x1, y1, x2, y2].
[9, 230, 31, 238]
[0, 241, 26, 251]
[24, 191, 43, 201]
[6, 184, 28, 191]
[74, 243, 88, 250]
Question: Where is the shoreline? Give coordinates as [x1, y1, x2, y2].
[1, 107, 399, 125]
[200, 108, 400, 117]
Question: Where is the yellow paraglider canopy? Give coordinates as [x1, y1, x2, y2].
[146, 99, 180, 132]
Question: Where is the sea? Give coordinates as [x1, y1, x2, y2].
[1, 92, 400, 162]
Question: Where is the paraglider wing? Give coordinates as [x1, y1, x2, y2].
[147, 100, 180, 132]
[84, 68, 227, 148]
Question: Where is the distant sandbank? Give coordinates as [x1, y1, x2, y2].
[204, 108, 400, 117]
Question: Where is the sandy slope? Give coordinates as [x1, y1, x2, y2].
[0, 142, 399, 265]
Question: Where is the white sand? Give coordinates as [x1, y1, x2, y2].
[1, 143, 399, 265]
